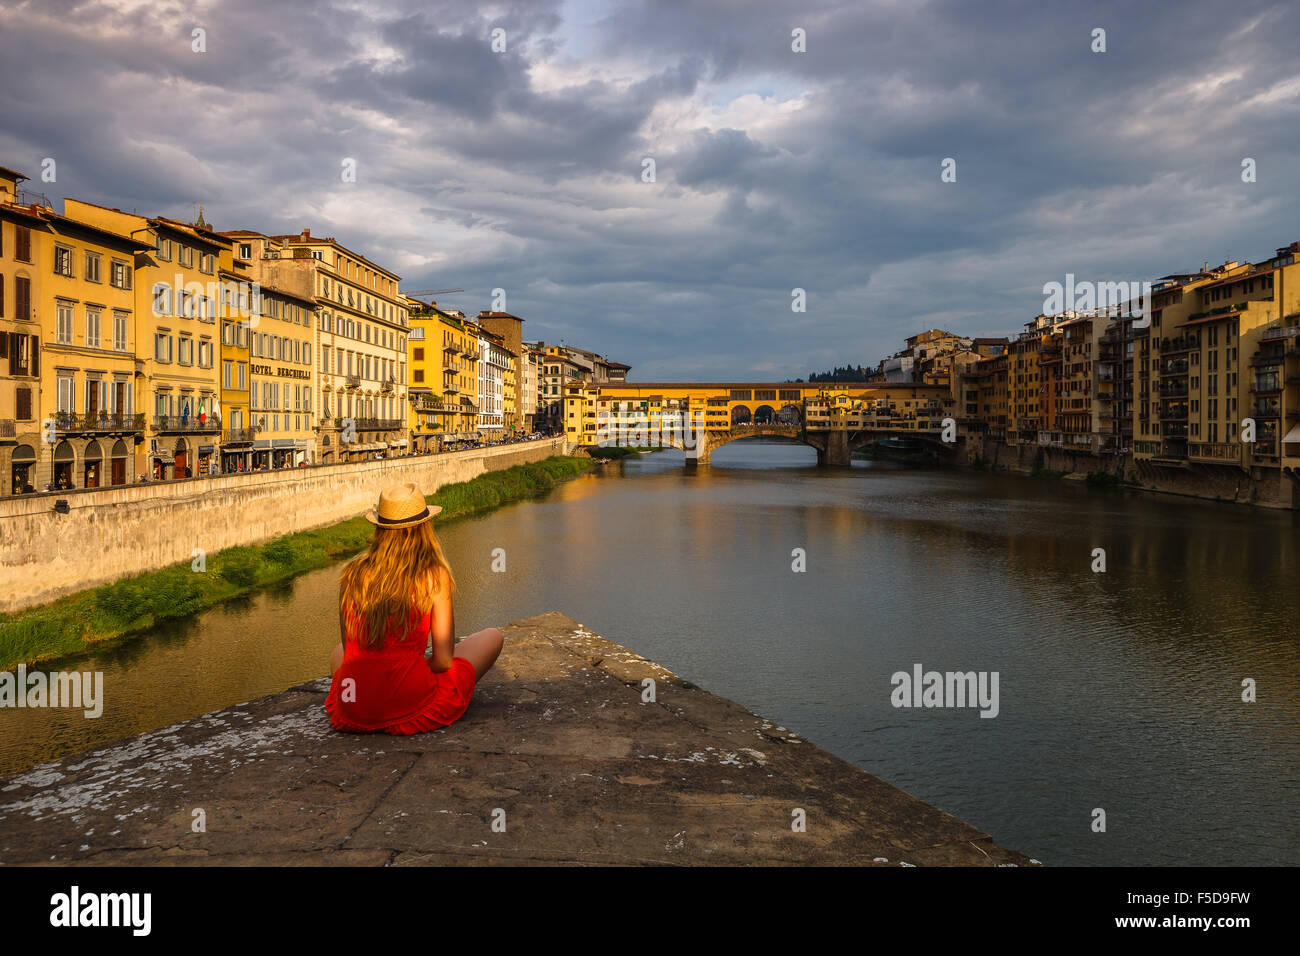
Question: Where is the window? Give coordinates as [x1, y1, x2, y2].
[14, 276, 31, 321]
[56, 302, 74, 344]
[155, 332, 173, 363]
[110, 258, 131, 289]
[156, 236, 172, 260]
[178, 337, 194, 366]
[153, 283, 172, 316]
[86, 307, 101, 348]
[198, 340, 213, 368]
[57, 374, 75, 413]
[15, 226, 31, 262]
[240, 243, 252, 259]
[54, 245, 74, 277]
[85, 251, 102, 282]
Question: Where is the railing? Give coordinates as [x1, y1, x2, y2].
[1250, 354, 1283, 367]
[0, 420, 16, 437]
[50, 412, 147, 432]
[153, 414, 221, 433]
[222, 428, 257, 443]
[1250, 381, 1281, 394]
[1158, 407, 1188, 420]
[1160, 360, 1189, 375]
[351, 418, 404, 430]
[1260, 325, 1300, 342]
[1250, 405, 1281, 419]
[1161, 336, 1199, 354]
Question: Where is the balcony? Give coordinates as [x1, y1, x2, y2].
[50, 411, 147, 433]
[1161, 335, 1199, 355]
[1250, 380, 1281, 394]
[352, 418, 404, 430]
[1250, 405, 1281, 419]
[1157, 383, 1188, 397]
[1259, 325, 1299, 342]
[1158, 406, 1188, 421]
[154, 414, 221, 433]
[1250, 354, 1284, 368]
[344, 374, 361, 389]
[1159, 359, 1189, 376]
[222, 427, 257, 443]
[0, 420, 14, 438]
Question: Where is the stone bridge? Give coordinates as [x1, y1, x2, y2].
[563, 380, 962, 468]
[658, 423, 958, 467]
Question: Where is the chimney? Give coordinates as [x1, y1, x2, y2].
[301, 228, 310, 240]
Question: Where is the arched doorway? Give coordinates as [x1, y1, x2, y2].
[10, 444, 36, 494]
[777, 403, 802, 425]
[731, 404, 752, 427]
[84, 440, 103, 488]
[110, 440, 128, 486]
[53, 440, 75, 490]
[174, 438, 189, 478]
[754, 404, 775, 424]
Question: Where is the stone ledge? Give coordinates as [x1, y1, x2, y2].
[0, 612, 1037, 867]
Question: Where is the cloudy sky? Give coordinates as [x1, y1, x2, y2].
[2, 0, 1299, 379]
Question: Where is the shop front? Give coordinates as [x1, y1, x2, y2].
[251, 439, 272, 471]
[197, 444, 215, 477]
[271, 438, 296, 469]
[83, 439, 103, 488]
[9, 444, 36, 495]
[53, 440, 75, 490]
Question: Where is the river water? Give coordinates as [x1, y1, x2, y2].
[2, 440, 1296, 866]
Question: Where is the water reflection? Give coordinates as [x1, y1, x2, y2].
[1, 441, 1295, 866]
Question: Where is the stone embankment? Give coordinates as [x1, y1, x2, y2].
[0, 613, 1035, 866]
[0, 437, 568, 613]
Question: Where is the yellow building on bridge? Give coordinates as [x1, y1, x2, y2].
[563, 381, 954, 465]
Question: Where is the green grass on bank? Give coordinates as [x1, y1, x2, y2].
[0, 455, 594, 671]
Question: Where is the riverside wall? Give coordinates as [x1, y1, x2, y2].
[0, 438, 570, 614]
[961, 433, 1297, 508]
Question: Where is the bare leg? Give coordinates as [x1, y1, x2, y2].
[330, 642, 344, 676]
[454, 627, 504, 680]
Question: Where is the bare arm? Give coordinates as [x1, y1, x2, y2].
[428, 568, 456, 672]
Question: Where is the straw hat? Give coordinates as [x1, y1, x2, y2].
[365, 482, 442, 528]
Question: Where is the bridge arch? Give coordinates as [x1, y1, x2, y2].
[777, 403, 802, 425]
[754, 404, 775, 424]
[730, 404, 752, 426]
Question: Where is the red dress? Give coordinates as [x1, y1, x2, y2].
[325, 604, 477, 734]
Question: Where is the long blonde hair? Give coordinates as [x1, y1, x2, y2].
[338, 520, 456, 648]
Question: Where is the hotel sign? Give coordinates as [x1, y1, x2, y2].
[250, 363, 310, 381]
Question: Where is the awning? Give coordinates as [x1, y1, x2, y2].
[1283, 423, 1300, 443]
[199, 445, 214, 454]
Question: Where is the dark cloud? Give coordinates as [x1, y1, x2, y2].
[1, 0, 1298, 377]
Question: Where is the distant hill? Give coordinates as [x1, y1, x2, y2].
[792, 364, 874, 383]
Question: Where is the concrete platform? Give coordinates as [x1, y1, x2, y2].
[0, 612, 1036, 866]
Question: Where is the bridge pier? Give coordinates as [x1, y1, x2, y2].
[821, 430, 852, 467]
